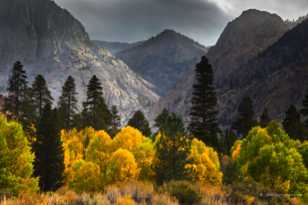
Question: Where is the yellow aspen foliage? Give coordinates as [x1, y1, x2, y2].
[85, 130, 112, 170]
[112, 126, 146, 151]
[61, 129, 84, 172]
[105, 149, 140, 183]
[231, 140, 242, 161]
[68, 160, 102, 193]
[185, 139, 222, 185]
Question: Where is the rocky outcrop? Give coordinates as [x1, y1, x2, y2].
[0, 0, 159, 122]
[116, 29, 208, 96]
[92, 40, 142, 55]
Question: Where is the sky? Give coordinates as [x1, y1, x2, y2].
[55, 0, 308, 46]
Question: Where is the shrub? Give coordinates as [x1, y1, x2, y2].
[185, 139, 223, 185]
[68, 160, 102, 193]
[0, 114, 38, 195]
[162, 181, 202, 205]
[105, 149, 140, 183]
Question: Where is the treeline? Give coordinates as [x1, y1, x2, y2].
[0, 58, 307, 203]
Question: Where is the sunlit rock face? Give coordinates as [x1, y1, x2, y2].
[0, 0, 159, 122]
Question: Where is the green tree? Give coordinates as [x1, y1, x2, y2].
[109, 106, 121, 137]
[4, 61, 30, 121]
[232, 96, 256, 137]
[154, 109, 191, 184]
[82, 75, 111, 130]
[30, 75, 53, 120]
[0, 114, 38, 195]
[259, 108, 271, 128]
[189, 56, 220, 149]
[34, 104, 64, 191]
[127, 110, 151, 137]
[301, 87, 308, 127]
[283, 105, 306, 141]
[58, 76, 78, 129]
[235, 122, 308, 196]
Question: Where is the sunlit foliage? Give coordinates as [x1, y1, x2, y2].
[185, 139, 222, 185]
[234, 122, 308, 196]
[0, 114, 38, 195]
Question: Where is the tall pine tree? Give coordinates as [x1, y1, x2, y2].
[34, 104, 64, 191]
[58, 76, 78, 129]
[283, 105, 306, 141]
[154, 109, 190, 184]
[301, 87, 308, 128]
[30, 75, 53, 120]
[232, 96, 256, 137]
[127, 110, 151, 137]
[259, 108, 271, 128]
[5, 61, 29, 120]
[82, 75, 111, 130]
[110, 105, 121, 137]
[189, 56, 220, 149]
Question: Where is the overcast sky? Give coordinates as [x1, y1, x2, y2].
[55, 0, 308, 46]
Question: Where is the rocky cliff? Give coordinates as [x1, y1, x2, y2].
[0, 0, 159, 122]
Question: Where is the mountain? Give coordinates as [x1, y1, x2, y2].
[116, 29, 208, 96]
[92, 40, 142, 55]
[0, 0, 159, 122]
[152, 9, 291, 125]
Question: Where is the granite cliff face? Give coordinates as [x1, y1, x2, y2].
[152, 10, 295, 126]
[92, 40, 142, 55]
[0, 0, 159, 121]
[116, 29, 208, 96]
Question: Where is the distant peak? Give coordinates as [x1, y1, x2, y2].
[240, 9, 282, 19]
[161, 29, 177, 34]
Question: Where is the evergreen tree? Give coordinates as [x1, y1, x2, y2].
[110, 105, 121, 137]
[283, 105, 305, 141]
[58, 76, 78, 129]
[189, 56, 220, 149]
[232, 96, 256, 137]
[301, 87, 308, 127]
[30, 75, 53, 120]
[259, 108, 271, 128]
[34, 104, 64, 191]
[4, 61, 29, 120]
[127, 110, 151, 137]
[154, 109, 190, 184]
[82, 75, 111, 130]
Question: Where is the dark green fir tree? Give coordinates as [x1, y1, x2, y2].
[283, 105, 305, 141]
[259, 108, 271, 128]
[154, 109, 190, 184]
[189, 56, 220, 149]
[301, 87, 308, 128]
[58, 76, 78, 129]
[30, 75, 53, 120]
[34, 104, 64, 191]
[127, 110, 151, 137]
[82, 75, 111, 130]
[109, 105, 121, 137]
[232, 96, 256, 137]
[5, 61, 30, 120]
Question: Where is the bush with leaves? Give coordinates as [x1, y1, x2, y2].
[185, 139, 223, 185]
[105, 149, 140, 183]
[68, 160, 102, 193]
[233, 122, 308, 198]
[0, 114, 38, 195]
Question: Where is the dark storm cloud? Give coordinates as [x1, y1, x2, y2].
[55, 0, 231, 45]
